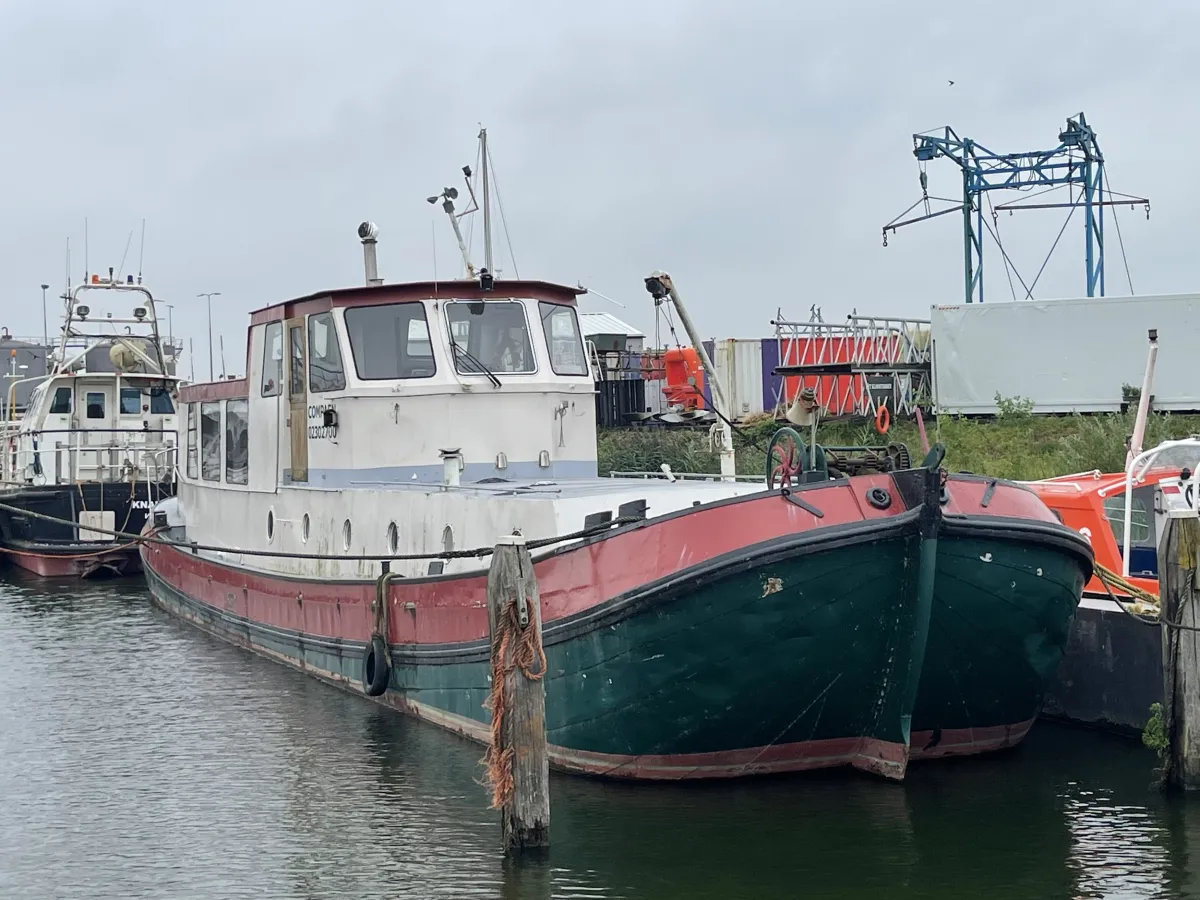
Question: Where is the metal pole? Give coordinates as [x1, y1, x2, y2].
[40, 284, 49, 348]
[197, 292, 221, 381]
[480, 127, 493, 274]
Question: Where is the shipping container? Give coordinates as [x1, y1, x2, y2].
[930, 293, 1200, 415]
[712, 338, 765, 419]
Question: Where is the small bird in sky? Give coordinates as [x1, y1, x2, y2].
[948, 79, 955, 86]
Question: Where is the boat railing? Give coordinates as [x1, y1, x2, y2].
[1122, 437, 1200, 577]
[607, 469, 762, 483]
[8, 426, 177, 486]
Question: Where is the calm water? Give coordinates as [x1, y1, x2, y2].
[2, 571, 1199, 900]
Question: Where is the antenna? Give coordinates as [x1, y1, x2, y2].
[219, 335, 227, 379]
[480, 126, 493, 274]
[118, 229, 134, 279]
[578, 284, 627, 309]
[84, 217, 89, 282]
[189, 338, 195, 381]
[137, 219, 146, 284]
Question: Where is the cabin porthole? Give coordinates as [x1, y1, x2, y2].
[386, 521, 398, 555]
[266, 508, 275, 542]
[442, 525, 454, 553]
[301, 513, 310, 543]
[342, 518, 353, 552]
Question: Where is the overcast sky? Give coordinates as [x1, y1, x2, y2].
[0, 1, 1193, 377]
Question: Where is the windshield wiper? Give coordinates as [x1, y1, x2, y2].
[450, 339, 502, 388]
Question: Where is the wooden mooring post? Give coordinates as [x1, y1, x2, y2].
[484, 535, 550, 853]
[1159, 515, 1200, 790]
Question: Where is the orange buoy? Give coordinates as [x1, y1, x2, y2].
[875, 404, 891, 435]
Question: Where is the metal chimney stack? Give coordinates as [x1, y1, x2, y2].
[357, 221, 383, 287]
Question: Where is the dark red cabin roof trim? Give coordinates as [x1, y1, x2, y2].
[248, 279, 583, 326]
[179, 378, 249, 403]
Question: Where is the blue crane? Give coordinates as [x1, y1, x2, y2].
[882, 112, 1149, 304]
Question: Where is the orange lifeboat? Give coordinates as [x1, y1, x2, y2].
[663, 346, 705, 410]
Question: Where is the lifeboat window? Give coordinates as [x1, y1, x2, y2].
[342, 518, 353, 551]
[307, 312, 346, 393]
[442, 525, 454, 553]
[150, 387, 175, 415]
[301, 513, 310, 543]
[266, 508, 275, 542]
[387, 521, 398, 555]
[1102, 494, 1152, 545]
[344, 303, 436, 380]
[200, 401, 222, 482]
[538, 302, 588, 376]
[86, 392, 106, 419]
[49, 387, 72, 414]
[186, 403, 199, 479]
[261, 322, 283, 397]
[120, 388, 142, 416]
[225, 399, 249, 485]
[446, 300, 535, 375]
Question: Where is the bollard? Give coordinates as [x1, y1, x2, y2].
[484, 535, 550, 852]
[1159, 515, 1200, 790]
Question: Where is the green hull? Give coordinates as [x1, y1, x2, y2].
[403, 524, 932, 778]
[912, 522, 1089, 757]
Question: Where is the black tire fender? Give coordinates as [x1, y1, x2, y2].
[362, 633, 390, 697]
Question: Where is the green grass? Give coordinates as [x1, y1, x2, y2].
[597, 410, 1200, 482]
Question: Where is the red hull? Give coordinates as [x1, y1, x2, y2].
[4, 545, 142, 578]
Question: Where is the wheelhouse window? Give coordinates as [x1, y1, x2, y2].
[288, 325, 305, 397]
[538, 302, 588, 375]
[225, 399, 249, 485]
[344, 302, 436, 379]
[186, 403, 198, 479]
[49, 387, 71, 414]
[445, 300, 535, 375]
[86, 392, 105, 419]
[261, 322, 283, 397]
[307, 312, 346, 393]
[150, 387, 175, 415]
[200, 401, 221, 482]
[120, 387, 142, 416]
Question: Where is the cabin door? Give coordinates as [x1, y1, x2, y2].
[286, 317, 308, 483]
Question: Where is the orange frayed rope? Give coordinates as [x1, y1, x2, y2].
[480, 588, 547, 810]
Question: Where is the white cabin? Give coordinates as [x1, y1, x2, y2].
[174, 279, 761, 579]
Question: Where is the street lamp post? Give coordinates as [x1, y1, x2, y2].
[197, 292, 221, 381]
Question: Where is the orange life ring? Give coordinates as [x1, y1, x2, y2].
[875, 404, 891, 435]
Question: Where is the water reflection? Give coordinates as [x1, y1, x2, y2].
[0, 569, 1192, 899]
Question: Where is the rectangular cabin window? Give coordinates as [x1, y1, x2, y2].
[86, 392, 105, 419]
[445, 300, 536, 375]
[225, 399, 249, 485]
[1103, 494, 1152, 545]
[120, 387, 142, 416]
[150, 387, 174, 415]
[288, 326, 305, 397]
[538, 302, 588, 376]
[200, 401, 221, 482]
[261, 322, 283, 397]
[307, 312, 346, 392]
[344, 303, 436, 379]
[186, 403, 198, 479]
[49, 387, 71, 415]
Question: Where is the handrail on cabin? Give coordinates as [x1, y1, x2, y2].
[1121, 438, 1200, 578]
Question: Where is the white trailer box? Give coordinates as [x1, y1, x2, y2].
[931, 293, 1200, 415]
[712, 338, 765, 420]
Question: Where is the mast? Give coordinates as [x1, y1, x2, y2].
[480, 127, 493, 274]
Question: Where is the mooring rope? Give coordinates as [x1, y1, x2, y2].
[0, 498, 642, 563]
[481, 585, 547, 810]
